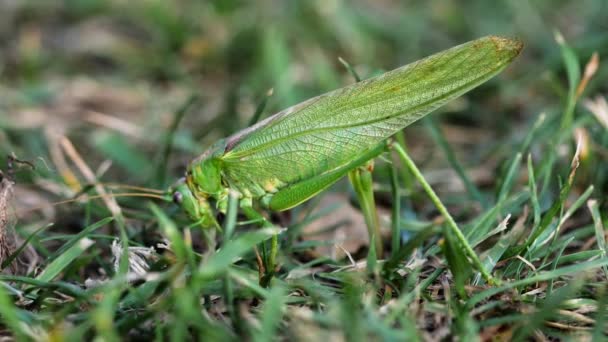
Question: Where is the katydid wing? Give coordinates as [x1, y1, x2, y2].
[215, 36, 522, 208]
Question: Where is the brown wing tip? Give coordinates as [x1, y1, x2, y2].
[487, 35, 524, 60]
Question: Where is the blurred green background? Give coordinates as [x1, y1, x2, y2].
[1, 0, 606, 188]
[1, 1, 608, 339]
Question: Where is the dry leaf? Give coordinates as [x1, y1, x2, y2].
[576, 52, 599, 98]
[583, 95, 608, 130]
[0, 171, 39, 275]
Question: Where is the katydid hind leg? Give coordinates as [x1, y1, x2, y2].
[390, 140, 497, 284]
[348, 162, 383, 258]
[240, 204, 279, 287]
[268, 142, 388, 211]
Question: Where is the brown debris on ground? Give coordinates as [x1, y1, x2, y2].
[0, 169, 39, 275]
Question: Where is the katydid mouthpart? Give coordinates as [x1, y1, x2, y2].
[170, 36, 522, 284]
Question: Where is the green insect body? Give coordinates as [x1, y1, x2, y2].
[172, 36, 522, 227]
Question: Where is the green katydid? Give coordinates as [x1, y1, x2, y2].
[170, 36, 522, 284]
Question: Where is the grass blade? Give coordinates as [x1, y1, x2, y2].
[36, 237, 94, 282]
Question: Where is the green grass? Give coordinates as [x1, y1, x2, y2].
[1, 0, 608, 340]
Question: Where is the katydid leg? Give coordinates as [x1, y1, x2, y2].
[266, 142, 388, 260]
[348, 162, 383, 258]
[391, 141, 497, 285]
[240, 204, 278, 287]
[267, 142, 388, 212]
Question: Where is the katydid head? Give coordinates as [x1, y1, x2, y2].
[170, 178, 218, 228]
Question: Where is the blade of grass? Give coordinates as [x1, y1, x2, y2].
[521, 113, 547, 155]
[0, 275, 87, 298]
[338, 56, 362, 82]
[535, 185, 594, 266]
[92, 132, 152, 178]
[504, 145, 583, 259]
[228, 267, 272, 299]
[253, 284, 287, 342]
[527, 154, 541, 226]
[497, 153, 522, 203]
[196, 228, 281, 280]
[464, 191, 529, 247]
[93, 285, 122, 341]
[36, 237, 94, 282]
[592, 285, 608, 340]
[587, 199, 608, 278]
[0, 284, 28, 340]
[248, 88, 274, 126]
[512, 277, 583, 341]
[476, 214, 519, 284]
[341, 274, 365, 342]
[156, 93, 199, 186]
[555, 32, 581, 131]
[442, 223, 472, 297]
[48, 217, 112, 260]
[425, 118, 485, 207]
[222, 190, 239, 331]
[546, 236, 574, 295]
[467, 257, 608, 309]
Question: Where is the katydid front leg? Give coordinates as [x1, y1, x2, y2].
[349, 162, 383, 258]
[240, 202, 278, 287]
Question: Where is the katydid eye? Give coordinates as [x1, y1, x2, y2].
[172, 192, 183, 204]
